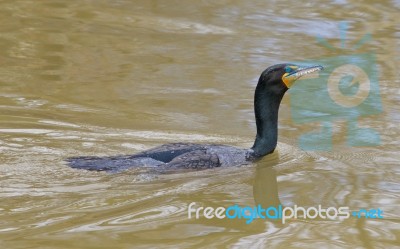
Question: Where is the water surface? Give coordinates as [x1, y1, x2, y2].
[0, 0, 399, 248]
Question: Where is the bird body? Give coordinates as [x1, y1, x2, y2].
[68, 143, 252, 172]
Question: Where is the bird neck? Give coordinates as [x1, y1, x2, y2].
[251, 86, 285, 158]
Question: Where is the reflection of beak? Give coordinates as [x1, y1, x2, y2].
[282, 65, 324, 88]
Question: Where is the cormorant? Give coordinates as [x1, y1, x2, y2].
[67, 64, 323, 172]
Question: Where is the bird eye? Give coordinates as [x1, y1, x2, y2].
[285, 67, 292, 73]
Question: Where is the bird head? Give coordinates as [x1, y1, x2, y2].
[258, 64, 323, 95]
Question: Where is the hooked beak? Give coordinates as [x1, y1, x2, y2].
[282, 65, 324, 88]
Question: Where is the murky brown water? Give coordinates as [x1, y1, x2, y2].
[1, 0, 399, 248]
